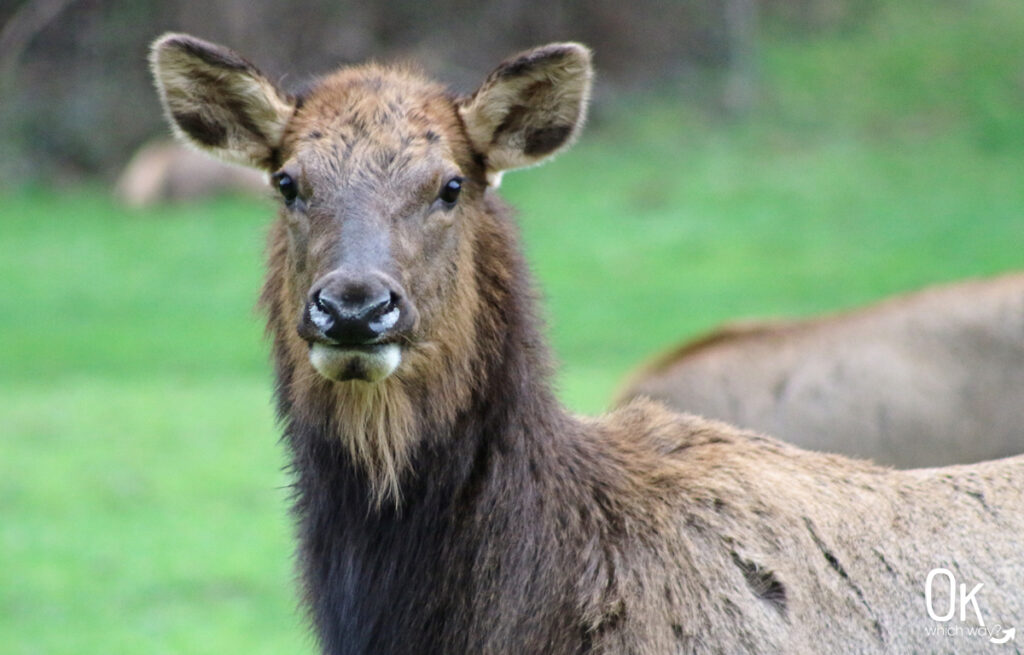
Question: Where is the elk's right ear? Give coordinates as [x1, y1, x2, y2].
[149, 33, 295, 171]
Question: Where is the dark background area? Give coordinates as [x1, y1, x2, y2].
[0, 0, 874, 183]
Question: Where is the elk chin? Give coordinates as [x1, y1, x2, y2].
[309, 343, 402, 383]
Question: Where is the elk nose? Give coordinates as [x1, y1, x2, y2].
[309, 280, 401, 345]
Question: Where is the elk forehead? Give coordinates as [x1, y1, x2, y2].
[281, 68, 477, 185]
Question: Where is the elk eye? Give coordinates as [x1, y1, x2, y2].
[438, 177, 463, 206]
[275, 173, 299, 204]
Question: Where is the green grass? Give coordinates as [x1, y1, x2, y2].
[4, 1, 1024, 652]
[2, 381, 303, 655]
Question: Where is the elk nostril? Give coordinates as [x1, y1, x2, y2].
[308, 290, 335, 333]
[369, 301, 401, 334]
[314, 290, 329, 313]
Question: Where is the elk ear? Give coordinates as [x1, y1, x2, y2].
[149, 33, 295, 171]
[459, 43, 592, 182]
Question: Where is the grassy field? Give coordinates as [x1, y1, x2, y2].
[4, 2, 1024, 652]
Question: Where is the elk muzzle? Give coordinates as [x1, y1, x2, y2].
[299, 271, 417, 383]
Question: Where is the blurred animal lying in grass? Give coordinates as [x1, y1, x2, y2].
[114, 139, 266, 208]
[618, 273, 1024, 467]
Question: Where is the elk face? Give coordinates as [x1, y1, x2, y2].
[270, 73, 474, 384]
[150, 34, 592, 385]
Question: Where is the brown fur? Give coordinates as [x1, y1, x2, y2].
[619, 274, 1024, 467]
[151, 34, 1024, 654]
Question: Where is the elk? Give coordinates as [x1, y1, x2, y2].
[618, 273, 1024, 468]
[150, 34, 1024, 654]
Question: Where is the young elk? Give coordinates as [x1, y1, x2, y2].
[151, 34, 1024, 654]
[618, 273, 1024, 468]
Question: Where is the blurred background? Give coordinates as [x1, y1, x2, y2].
[2, 0, 1023, 653]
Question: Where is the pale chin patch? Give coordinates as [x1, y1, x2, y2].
[309, 343, 402, 383]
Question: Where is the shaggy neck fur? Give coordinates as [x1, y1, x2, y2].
[262, 194, 595, 652]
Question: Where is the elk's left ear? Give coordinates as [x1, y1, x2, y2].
[459, 43, 592, 182]
[149, 33, 296, 171]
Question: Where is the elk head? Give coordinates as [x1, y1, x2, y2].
[150, 34, 592, 502]
[150, 34, 592, 386]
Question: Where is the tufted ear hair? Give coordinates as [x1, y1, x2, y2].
[149, 33, 296, 171]
[458, 43, 593, 184]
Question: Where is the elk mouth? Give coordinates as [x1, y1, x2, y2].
[309, 341, 402, 383]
